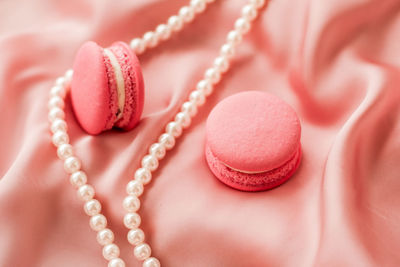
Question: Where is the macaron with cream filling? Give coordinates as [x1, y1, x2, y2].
[70, 41, 144, 135]
[205, 91, 302, 192]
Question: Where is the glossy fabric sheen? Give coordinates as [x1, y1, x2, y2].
[0, 0, 400, 266]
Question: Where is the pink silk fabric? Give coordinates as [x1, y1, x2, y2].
[1, 0, 400, 266]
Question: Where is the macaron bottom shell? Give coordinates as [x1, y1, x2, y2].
[109, 41, 144, 131]
[205, 145, 302, 192]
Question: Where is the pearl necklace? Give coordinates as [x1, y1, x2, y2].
[47, 0, 266, 266]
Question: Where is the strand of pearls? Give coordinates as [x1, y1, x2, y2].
[49, 74, 125, 267]
[123, 1, 266, 266]
[130, 0, 217, 55]
[48, 1, 213, 266]
[48, 0, 266, 266]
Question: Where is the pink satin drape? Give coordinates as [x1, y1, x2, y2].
[0, 0, 399, 266]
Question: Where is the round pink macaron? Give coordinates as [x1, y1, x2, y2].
[71, 41, 144, 135]
[205, 91, 302, 192]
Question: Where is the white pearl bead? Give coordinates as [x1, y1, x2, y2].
[179, 6, 195, 23]
[55, 77, 66, 87]
[84, 199, 102, 216]
[204, 67, 221, 84]
[90, 214, 107, 231]
[134, 168, 152, 184]
[242, 4, 258, 21]
[143, 31, 158, 48]
[250, 0, 266, 8]
[57, 143, 73, 160]
[214, 56, 230, 73]
[190, 0, 206, 13]
[70, 171, 87, 188]
[124, 213, 141, 229]
[141, 155, 159, 172]
[143, 257, 161, 267]
[134, 243, 152, 261]
[108, 258, 125, 267]
[52, 130, 69, 147]
[48, 96, 65, 109]
[126, 180, 144, 197]
[235, 17, 251, 35]
[149, 143, 166, 160]
[227, 30, 242, 46]
[175, 111, 191, 129]
[65, 69, 74, 81]
[181, 101, 198, 117]
[77, 184, 95, 201]
[51, 119, 67, 133]
[49, 85, 66, 98]
[64, 156, 81, 174]
[155, 24, 171, 41]
[158, 133, 175, 150]
[165, 121, 182, 138]
[189, 90, 206, 107]
[103, 243, 120, 261]
[97, 228, 115, 246]
[123, 195, 141, 212]
[127, 228, 145, 246]
[48, 107, 65, 123]
[220, 43, 235, 59]
[196, 80, 213, 96]
[130, 38, 145, 54]
[168, 15, 183, 32]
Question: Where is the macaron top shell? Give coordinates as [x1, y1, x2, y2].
[71, 41, 115, 135]
[206, 91, 301, 173]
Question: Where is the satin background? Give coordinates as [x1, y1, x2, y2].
[1, 0, 400, 266]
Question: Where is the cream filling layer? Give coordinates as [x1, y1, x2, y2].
[104, 48, 125, 122]
[224, 163, 267, 174]
[222, 145, 300, 174]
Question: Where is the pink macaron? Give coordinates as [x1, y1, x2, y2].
[205, 91, 302, 192]
[70, 41, 144, 135]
